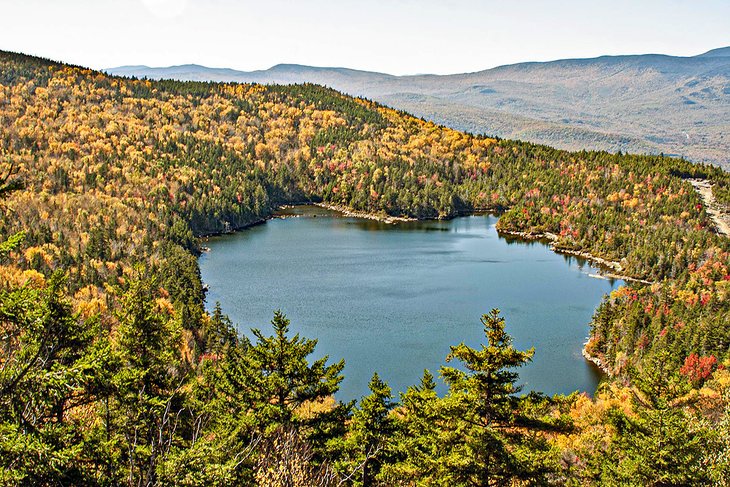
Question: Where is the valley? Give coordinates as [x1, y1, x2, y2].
[1, 49, 729, 485]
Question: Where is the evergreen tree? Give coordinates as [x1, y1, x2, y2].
[229, 310, 344, 430]
[154, 354, 258, 486]
[438, 309, 540, 486]
[110, 271, 184, 486]
[336, 373, 397, 486]
[381, 370, 445, 484]
[159, 242, 205, 331]
[0, 272, 104, 484]
[603, 351, 710, 486]
[205, 301, 238, 354]
[215, 311, 346, 480]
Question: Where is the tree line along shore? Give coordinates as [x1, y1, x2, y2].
[0, 50, 729, 485]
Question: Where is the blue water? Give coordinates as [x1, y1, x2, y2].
[199, 206, 622, 401]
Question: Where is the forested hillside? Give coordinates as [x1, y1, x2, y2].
[109, 47, 730, 168]
[1, 50, 729, 485]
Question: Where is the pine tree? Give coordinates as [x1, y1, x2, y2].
[438, 308, 538, 486]
[110, 271, 184, 486]
[603, 351, 710, 485]
[336, 372, 397, 486]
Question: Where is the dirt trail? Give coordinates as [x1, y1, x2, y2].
[688, 179, 730, 237]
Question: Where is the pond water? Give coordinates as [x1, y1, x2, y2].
[199, 206, 622, 401]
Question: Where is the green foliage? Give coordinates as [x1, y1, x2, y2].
[335, 373, 397, 486]
[0, 49, 728, 486]
[602, 352, 710, 486]
[109, 271, 185, 485]
[380, 370, 444, 484]
[0, 272, 106, 485]
[437, 309, 554, 486]
[204, 301, 238, 354]
[0, 231, 24, 261]
[231, 310, 344, 430]
[159, 242, 205, 330]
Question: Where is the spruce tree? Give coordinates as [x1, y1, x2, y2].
[438, 308, 538, 486]
[226, 310, 345, 430]
[111, 271, 184, 486]
[603, 351, 710, 486]
[214, 310, 346, 481]
[381, 370, 444, 484]
[205, 301, 238, 354]
[0, 272, 102, 485]
[336, 372, 397, 486]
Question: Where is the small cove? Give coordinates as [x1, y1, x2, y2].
[199, 206, 623, 401]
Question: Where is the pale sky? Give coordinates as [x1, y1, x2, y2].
[1, 0, 728, 75]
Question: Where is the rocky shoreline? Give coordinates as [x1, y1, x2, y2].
[497, 229, 653, 284]
[582, 342, 612, 376]
[313, 202, 417, 224]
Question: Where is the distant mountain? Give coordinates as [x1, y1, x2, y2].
[108, 47, 730, 168]
[696, 46, 730, 58]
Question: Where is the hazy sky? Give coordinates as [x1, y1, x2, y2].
[1, 0, 728, 75]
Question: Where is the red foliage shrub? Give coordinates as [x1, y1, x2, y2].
[680, 353, 717, 384]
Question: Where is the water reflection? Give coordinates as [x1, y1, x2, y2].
[200, 206, 623, 401]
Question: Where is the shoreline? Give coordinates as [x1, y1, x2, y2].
[581, 344, 612, 376]
[497, 229, 654, 285]
[312, 202, 417, 224]
[197, 201, 320, 240]
[198, 217, 268, 240]
[199, 203, 637, 380]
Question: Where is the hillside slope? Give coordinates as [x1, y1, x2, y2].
[109, 47, 730, 168]
[1, 50, 729, 484]
[4, 47, 730, 373]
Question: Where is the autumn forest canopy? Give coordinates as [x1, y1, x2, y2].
[0, 50, 729, 485]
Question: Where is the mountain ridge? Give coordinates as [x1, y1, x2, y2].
[109, 46, 730, 78]
[107, 46, 730, 168]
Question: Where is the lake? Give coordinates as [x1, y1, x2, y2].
[199, 205, 622, 401]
